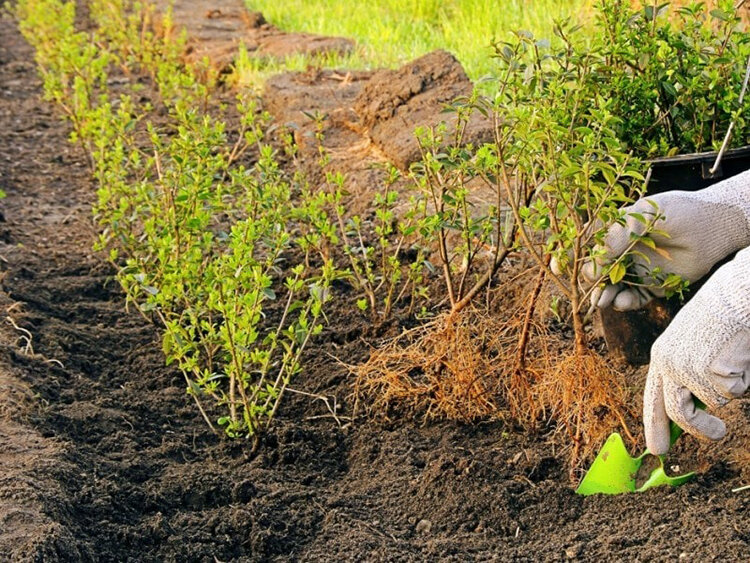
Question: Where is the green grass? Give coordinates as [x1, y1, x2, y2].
[230, 46, 360, 92]
[244, 0, 591, 81]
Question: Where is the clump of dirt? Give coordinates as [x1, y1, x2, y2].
[353, 50, 493, 170]
[261, 68, 393, 215]
[257, 30, 354, 59]
[634, 454, 663, 489]
[262, 69, 372, 125]
[153, 0, 354, 68]
[600, 298, 682, 365]
[259, 50, 500, 216]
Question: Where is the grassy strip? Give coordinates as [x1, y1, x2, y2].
[243, 0, 591, 80]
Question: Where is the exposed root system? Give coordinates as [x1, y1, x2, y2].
[354, 283, 638, 479]
[532, 348, 637, 477]
[353, 310, 519, 423]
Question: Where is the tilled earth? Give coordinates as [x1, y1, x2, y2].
[0, 10, 748, 563]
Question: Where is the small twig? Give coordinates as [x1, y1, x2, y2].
[353, 516, 399, 543]
[6, 302, 24, 314]
[516, 265, 547, 370]
[285, 386, 346, 427]
[121, 415, 135, 432]
[7, 315, 66, 367]
[305, 413, 353, 423]
[186, 382, 218, 435]
[6, 315, 33, 355]
[709, 54, 750, 175]
[61, 209, 77, 224]
[732, 484, 750, 493]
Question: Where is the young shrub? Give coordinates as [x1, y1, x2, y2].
[489, 22, 664, 473]
[353, 93, 536, 421]
[296, 111, 431, 322]
[89, 0, 166, 76]
[410, 105, 523, 315]
[105, 100, 340, 445]
[15, 0, 114, 169]
[332, 164, 431, 320]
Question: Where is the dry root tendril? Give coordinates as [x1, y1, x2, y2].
[353, 310, 517, 424]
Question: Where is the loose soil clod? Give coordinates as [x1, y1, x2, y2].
[353, 49, 493, 170]
[153, 0, 354, 69]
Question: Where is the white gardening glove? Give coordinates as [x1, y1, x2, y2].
[584, 169, 750, 311]
[644, 245, 750, 455]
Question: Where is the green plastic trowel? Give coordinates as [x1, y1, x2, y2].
[576, 420, 696, 496]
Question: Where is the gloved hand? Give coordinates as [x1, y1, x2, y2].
[583, 169, 750, 311]
[644, 245, 750, 455]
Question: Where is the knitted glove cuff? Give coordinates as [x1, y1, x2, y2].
[685, 168, 750, 220]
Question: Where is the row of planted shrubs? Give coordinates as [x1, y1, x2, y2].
[15, 0, 345, 446]
[14, 0, 750, 470]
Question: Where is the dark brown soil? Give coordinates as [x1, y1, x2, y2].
[1, 10, 749, 563]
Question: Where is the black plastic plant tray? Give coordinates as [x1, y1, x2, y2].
[646, 144, 750, 194]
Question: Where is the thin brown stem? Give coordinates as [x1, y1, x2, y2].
[516, 265, 547, 370]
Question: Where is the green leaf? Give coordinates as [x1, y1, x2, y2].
[609, 262, 626, 284]
[661, 81, 677, 98]
[262, 287, 276, 300]
[186, 217, 202, 230]
[710, 8, 731, 22]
